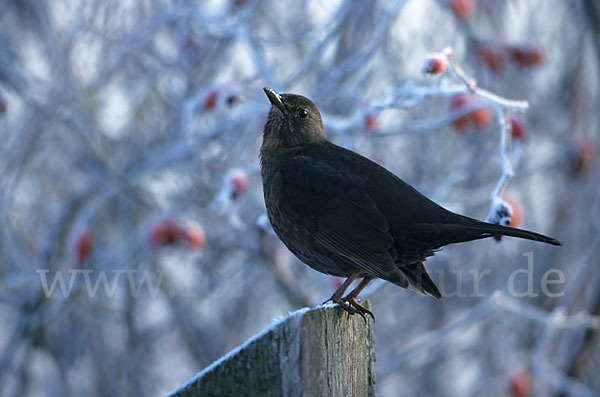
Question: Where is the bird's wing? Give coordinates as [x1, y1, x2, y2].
[275, 154, 407, 284]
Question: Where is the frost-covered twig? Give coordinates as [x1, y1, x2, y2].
[490, 109, 514, 199]
[284, 0, 352, 87]
[378, 294, 499, 378]
[434, 48, 523, 221]
[313, 0, 407, 99]
[379, 291, 600, 379]
[443, 47, 529, 112]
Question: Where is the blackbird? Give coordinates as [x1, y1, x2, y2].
[260, 87, 560, 320]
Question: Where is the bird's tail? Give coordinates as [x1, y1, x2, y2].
[400, 262, 443, 299]
[459, 220, 561, 246]
[396, 220, 560, 300]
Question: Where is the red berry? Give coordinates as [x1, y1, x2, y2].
[449, 94, 492, 132]
[449, 94, 472, 133]
[472, 107, 492, 131]
[488, 196, 516, 241]
[227, 169, 249, 199]
[203, 90, 219, 111]
[507, 45, 545, 68]
[509, 371, 532, 397]
[509, 116, 526, 140]
[476, 43, 506, 73]
[421, 54, 447, 75]
[364, 114, 379, 132]
[451, 0, 476, 21]
[503, 193, 523, 229]
[185, 222, 205, 250]
[74, 228, 94, 265]
[149, 218, 184, 247]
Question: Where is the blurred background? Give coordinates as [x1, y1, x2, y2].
[1, 0, 599, 396]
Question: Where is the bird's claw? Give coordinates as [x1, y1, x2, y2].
[325, 296, 374, 322]
[337, 300, 367, 322]
[342, 296, 375, 322]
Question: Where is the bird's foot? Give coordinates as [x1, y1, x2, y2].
[323, 296, 370, 321]
[323, 297, 374, 322]
[337, 299, 368, 322]
[342, 296, 375, 322]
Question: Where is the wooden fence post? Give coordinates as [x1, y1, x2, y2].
[168, 301, 375, 397]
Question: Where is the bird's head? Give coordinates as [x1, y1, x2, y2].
[261, 88, 326, 157]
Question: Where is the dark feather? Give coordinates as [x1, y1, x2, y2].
[260, 91, 561, 303]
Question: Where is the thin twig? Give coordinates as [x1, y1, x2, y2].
[490, 108, 514, 199]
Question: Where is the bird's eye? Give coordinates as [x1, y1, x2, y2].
[298, 109, 309, 118]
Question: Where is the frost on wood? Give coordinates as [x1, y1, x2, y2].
[169, 302, 375, 397]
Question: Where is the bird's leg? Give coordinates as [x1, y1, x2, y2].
[342, 277, 375, 321]
[323, 271, 359, 304]
[323, 272, 367, 319]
